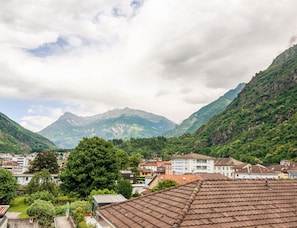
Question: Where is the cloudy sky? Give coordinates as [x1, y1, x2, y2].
[1, 0, 297, 132]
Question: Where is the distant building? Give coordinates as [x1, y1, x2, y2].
[120, 170, 137, 184]
[234, 164, 278, 179]
[171, 153, 215, 174]
[214, 157, 246, 178]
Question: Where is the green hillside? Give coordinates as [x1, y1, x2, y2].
[164, 83, 245, 137]
[114, 44, 297, 164]
[0, 112, 58, 153]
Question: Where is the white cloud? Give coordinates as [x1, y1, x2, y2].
[1, 0, 297, 131]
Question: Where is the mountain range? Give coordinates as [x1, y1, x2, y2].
[38, 108, 176, 148]
[112, 44, 297, 164]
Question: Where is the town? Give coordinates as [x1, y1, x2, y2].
[1, 150, 297, 227]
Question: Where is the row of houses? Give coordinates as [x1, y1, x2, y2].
[139, 152, 297, 179]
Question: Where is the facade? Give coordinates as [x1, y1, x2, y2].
[13, 173, 59, 185]
[234, 164, 278, 179]
[171, 153, 215, 174]
[214, 157, 246, 178]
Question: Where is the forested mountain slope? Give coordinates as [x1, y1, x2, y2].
[164, 83, 245, 137]
[114, 45, 297, 164]
[0, 112, 58, 153]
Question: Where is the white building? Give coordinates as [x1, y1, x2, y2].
[171, 153, 215, 175]
[214, 157, 246, 178]
[234, 164, 278, 179]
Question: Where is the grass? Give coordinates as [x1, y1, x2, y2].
[8, 196, 30, 218]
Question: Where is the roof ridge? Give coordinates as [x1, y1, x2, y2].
[171, 180, 203, 228]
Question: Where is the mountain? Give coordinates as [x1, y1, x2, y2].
[193, 44, 297, 164]
[39, 107, 176, 148]
[113, 44, 297, 164]
[163, 83, 245, 137]
[0, 112, 58, 153]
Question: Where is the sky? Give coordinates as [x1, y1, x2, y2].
[1, 0, 297, 132]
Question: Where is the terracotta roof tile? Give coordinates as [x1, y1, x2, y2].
[173, 152, 215, 160]
[98, 179, 297, 228]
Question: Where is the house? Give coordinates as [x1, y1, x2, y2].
[234, 164, 278, 179]
[214, 157, 246, 178]
[0, 205, 9, 228]
[12, 173, 59, 185]
[97, 178, 297, 227]
[120, 170, 137, 184]
[171, 153, 215, 174]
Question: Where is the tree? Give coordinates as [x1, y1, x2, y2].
[26, 169, 57, 195]
[116, 179, 132, 199]
[151, 180, 178, 192]
[0, 169, 18, 203]
[116, 149, 130, 170]
[59, 137, 120, 198]
[26, 190, 56, 205]
[27, 199, 55, 227]
[29, 151, 59, 174]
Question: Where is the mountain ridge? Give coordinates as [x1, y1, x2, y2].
[39, 107, 176, 148]
[163, 83, 245, 137]
[0, 112, 58, 153]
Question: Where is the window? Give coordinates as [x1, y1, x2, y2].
[196, 166, 207, 170]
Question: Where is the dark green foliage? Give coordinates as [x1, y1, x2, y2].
[0, 112, 58, 153]
[0, 169, 18, 203]
[59, 137, 120, 198]
[26, 199, 55, 227]
[151, 180, 178, 192]
[26, 169, 58, 195]
[115, 179, 132, 199]
[26, 190, 57, 205]
[29, 151, 59, 174]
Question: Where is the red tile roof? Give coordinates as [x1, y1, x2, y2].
[98, 179, 297, 227]
[0, 205, 9, 218]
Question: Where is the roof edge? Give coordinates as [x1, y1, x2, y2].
[171, 180, 203, 228]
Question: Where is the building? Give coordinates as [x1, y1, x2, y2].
[171, 153, 215, 174]
[97, 178, 297, 227]
[234, 164, 278, 179]
[13, 173, 59, 185]
[214, 157, 246, 178]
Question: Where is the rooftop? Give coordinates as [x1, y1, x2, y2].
[93, 194, 127, 204]
[0, 205, 9, 218]
[98, 178, 297, 227]
[173, 153, 215, 160]
[214, 157, 246, 166]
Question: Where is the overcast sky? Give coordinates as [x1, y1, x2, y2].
[1, 0, 297, 132]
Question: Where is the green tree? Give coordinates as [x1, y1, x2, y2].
[59, 137, 120, 198]
[27, 199, 55, 227]
[29, 151, 59, 174]
[0, 169, 18, 203]
[151, 180, 178, 192]
[26, 190, 56, 205]
[26, 169, 57, 195]
[116, 149, 130, 170]
[116, 179, 132, 199]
